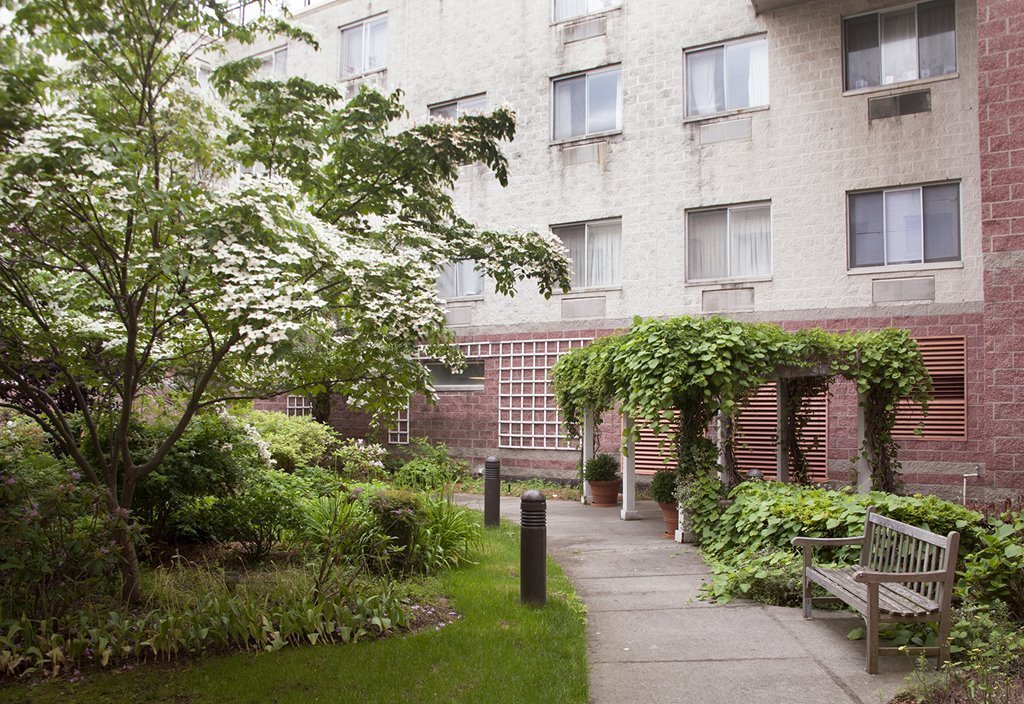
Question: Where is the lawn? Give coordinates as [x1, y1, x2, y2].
[0, 520, 588, 704]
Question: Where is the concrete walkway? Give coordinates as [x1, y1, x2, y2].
[460, 494, 914, 704]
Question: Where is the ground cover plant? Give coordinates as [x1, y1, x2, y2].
[453, 477, 584, 502]
[0, 522, 588, 704]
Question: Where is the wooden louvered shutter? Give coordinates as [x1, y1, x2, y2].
[633, 420, 679, 475]
[893, 336, 967, 440]
[733, 383, 830, 482]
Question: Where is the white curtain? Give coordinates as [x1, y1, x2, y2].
[687, 210, 728, 280]
[885, 189, 923, 264]
[457, 260, 483, 296]
[586, 221, 621, 287]
[557, 226, 587, 288]
[554, 76, 586, 140]
[366, 18, 387, 72]
[436, 263, 458, 299]
[880, 8, 917, 84]
[687, 48, 723, 116]
[729, 206, 771, 277]
[725, 40, 768, 110]
[274, 49, 287, 78]
[554, 0, 587, 21]
[341, 26, 362, 77]
[746, 40, 769, 108]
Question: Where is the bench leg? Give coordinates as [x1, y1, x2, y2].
[801, 548, 812, 619]
[936, 611, 951, 671]
[865, 584, 879, 674]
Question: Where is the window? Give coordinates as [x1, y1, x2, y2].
[686, 204, 771, 281]
[437, 261, 484, 299]
[553, 219, 621, 288]
[340, 16, 387, 79]
[553, 0, 620, 22]
[685, 36, 768, 117]
[844, 0, 956, 90]
[848, 183, 960, 268]
[286, 395, 312, 417]
[428, 361, 486, 390]
[388, 402, 409, 445]
[430, 95, 487, 120]
[258, 47, 287, 79]
[552, 66, 621, 141]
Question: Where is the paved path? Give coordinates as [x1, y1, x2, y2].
[460, 494, 913, 704]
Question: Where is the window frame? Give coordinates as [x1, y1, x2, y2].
[846, 181, 962, 270]
[428, 94, 488, 120]
[685, 202, 773, 284]
[256, 46, 287, 79]
[426, 361, 487, 392]
[436, 260, 485, 301]
[338, 14, 388, 81]
[285, 395, 313, 417]
[551, 217, 623, 290]
[551, 0, 622, 24]
[683, 34, 769, 119]
[842, 0, 958, 92]
[550, 65, 623, 143]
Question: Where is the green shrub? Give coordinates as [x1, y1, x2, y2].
[581, 453, 619, 482]
[418, 493, 483, 572]
[361, 487, 424, 574]
[211, 470, 313, 559]
[959, 510, 1024, 622]
[134, 412, 257, 542]
[393, 438, 465, 491]
[332, 438, 388, 482]
[649, 470, 677, 505]
[0, 417, 125, 619]
[238, 410, 338, 471]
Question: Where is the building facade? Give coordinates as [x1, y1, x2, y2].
[245, 0, 1024, 502]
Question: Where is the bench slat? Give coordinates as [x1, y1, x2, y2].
[807, 566, 939, 617]
[868, 513, 951, 547]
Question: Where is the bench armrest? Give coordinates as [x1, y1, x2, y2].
[791, 536, 865, 549]
[851, 569, 948, 584]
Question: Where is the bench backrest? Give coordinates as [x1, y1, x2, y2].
[859, 507, 960, 602]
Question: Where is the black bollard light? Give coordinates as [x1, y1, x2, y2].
[520, 489, 547, 606]
[484, 456, 501, 528]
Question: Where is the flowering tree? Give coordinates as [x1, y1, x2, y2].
[0, 0, 570, 601]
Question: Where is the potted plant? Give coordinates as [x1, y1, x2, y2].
[582, 453, 620, 507]
[650, 470, 678, 538]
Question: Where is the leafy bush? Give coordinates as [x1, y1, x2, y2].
[582, 453, 619, 482]
[703, 549, 805, 606]
[649, 470, 678, 505]
[332, 438, 388, 482]
[134, 412, 258, 542]
[959, 510, 1024, 622]
[418, 493, 483, 572]
[211, 470, 313, 559]
[0, 417, 126, 619]
[238, 410, 338, 471]
[393, 438, 465, 491]
[361, 487, 424, 573]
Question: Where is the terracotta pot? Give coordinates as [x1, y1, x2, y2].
[588, 479, 620, 507]
[658, 502, 678, 538]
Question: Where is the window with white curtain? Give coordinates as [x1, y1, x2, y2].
[553, 219, 621, 288]
[848, 183, 960, 268]
[686, 204, 771, 281]
[553, 0, 621, 22]
[844, 0, 956, 90]
[685, 36, 768, 117]
[257, 47, 287, 78]
[340, 15, 387, 79]
[552, 66, 622, 141]
[429, 94, 488, 120]
[437, 260, 484, 299]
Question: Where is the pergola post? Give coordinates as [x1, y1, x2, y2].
[581, 407, 595, 504]
[776, 381, 790, 483]
[855, 390, 872, 493]
[620, 415, 639, 520]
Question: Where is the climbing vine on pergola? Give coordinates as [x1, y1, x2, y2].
[551, 316, 932, 494]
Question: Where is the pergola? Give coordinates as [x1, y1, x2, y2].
[552, 317, 933, 533]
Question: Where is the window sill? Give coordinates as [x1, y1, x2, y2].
[553, 285, 622, 297]
[842, 72, 958, 98]
[550, 5, 621, 26]
[436, 385, 485, 393]
[682, 105, 769, 125]
[550, 130, 622, 147]
[685, 276, 772, 288]
[846, 261, 963, 276]
[442, 295, 485, 304]
[339, 67, 387, 84]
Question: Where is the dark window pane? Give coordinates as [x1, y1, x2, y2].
[849, 192, 885, 267]
[429, 361, 485, 388]
[845, 14, 880, 89]
[918, 0, 957, 79]
[923, 183, 960, 262]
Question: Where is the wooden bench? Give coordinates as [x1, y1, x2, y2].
[791, 507, 960, 674]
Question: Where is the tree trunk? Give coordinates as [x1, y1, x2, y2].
[719, 414, 743, 489]
[118, 531, 143, 604]
[312, 391, 332, 425]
